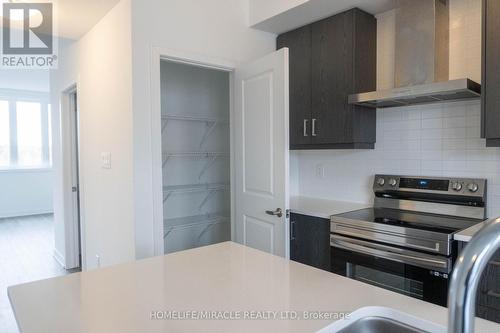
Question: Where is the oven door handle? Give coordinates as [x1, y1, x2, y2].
[330, 235, 450, 273]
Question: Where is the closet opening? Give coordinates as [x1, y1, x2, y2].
[160, 59, 231, 254]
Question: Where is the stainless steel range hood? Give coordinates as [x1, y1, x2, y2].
[349, 78, 481, 108]
[349, 0, 481, 109]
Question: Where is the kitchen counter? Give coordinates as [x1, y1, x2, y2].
[290, 196, 370, 219]
[455, 222, 485, 242]
[8, 242, 500, 333]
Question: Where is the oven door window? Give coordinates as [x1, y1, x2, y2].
[347, 263, 423, 299]
[331, 247, 448, 306]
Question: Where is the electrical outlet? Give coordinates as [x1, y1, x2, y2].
[101, 152, 111, 169]
[315, 163, 325, 178]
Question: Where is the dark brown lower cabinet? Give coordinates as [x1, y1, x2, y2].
[459, 242, 500, 323]
[290, 213, 330, 271]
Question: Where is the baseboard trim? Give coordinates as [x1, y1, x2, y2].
[53, 249, 66, 269]
[0, 210, 54, 219]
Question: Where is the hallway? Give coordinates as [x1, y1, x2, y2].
[0, 214, 77, 332]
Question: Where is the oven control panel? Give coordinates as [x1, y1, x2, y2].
[373, 174, 487, 198]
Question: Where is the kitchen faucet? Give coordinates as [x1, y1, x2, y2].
[448, 217, 500, 333]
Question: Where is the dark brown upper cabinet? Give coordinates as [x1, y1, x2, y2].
[277, 25, 312, 147]
[277, 8, 377, 150]
[482, 0, 500, 147]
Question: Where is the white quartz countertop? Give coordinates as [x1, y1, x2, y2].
[454, 222, 485, 242]
[8, 242, 500, 333]
[290, 196, 371, 219]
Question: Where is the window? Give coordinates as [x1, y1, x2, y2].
[0, 101, 9, 167]
[0, 92, 51, 169]
[48, 105, 52, 165]
[17, 102, 43, 166]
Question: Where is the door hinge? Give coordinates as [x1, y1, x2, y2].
[286, 209, 290, 219]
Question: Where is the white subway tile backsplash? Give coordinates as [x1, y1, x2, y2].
[422, 160, 443, 171]
[422, 118, 443, 129]
[422, 139, 442, 151]
[401, 140, 421, 151]
[466, 138, 486, 149]
[443, 104, 466, 118]
[421, 129, 443, 140]
[421, 150, 444, 160]
[294, 101, 500, 218]
[401, 129, 422, 140]
[443, 138, 467, 150]
[442, 127, 466, 139]
[466, 115, 480, 128]
[443, 116, 467, 128]
[421, 108, 443, 119]
[443, 160, 467, 171]
[466, 126, 481, 138]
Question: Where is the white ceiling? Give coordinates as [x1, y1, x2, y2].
[251, 0, 397, 34]
[54, 0, 120, 39]
[0, 0, 120, 40]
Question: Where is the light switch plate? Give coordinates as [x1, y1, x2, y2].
[101, 152, 111, 169]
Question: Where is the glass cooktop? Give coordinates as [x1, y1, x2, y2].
[334, 208, 483, 234]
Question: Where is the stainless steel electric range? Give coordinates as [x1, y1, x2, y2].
[330, 175, 487, 306]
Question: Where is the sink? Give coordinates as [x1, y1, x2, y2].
[317, 307, 446, 333]
[333, 316, 430, 333]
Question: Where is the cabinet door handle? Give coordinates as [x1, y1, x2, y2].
[487, 290, 500, 299]
[312, 119, 317, 137]
[291, 220, 296, 240]
[490, 260, 500, 267]
[303, 119, 308, 137]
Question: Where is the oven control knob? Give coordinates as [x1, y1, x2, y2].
[452, 182, 462, 191]
[388, 178, 397, 187]
[468, 183, 479, 193]
[376, 178, 385, 186]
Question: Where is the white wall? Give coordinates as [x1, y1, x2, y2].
[293, 0, 500, 218]
[50, 38, 78, 267]
[248, 0, 396, 34]
[131, 0, 276, 259]
[50, 0, 134, 269]
[249, 0, 308, 26]
[0, 70, 50, 92]
[0, 170, 53, 218]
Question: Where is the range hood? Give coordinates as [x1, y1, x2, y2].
[349, 0, 481, 109]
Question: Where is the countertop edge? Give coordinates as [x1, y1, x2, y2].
[290, 196, 371, 220]
[454, 222, 485, 243]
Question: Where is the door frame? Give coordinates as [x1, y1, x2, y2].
[61, 84, 86, 269]
[150, 47, 238, 256]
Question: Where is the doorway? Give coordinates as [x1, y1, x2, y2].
[151, 48, 290, 259]
[68, 90, 82, 269]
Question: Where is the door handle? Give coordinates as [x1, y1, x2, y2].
[312, 118, 317, 137]
[266, 208, 283, 218]
[303, 119, 308, 137]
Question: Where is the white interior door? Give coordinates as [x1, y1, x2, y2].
[234, 48, 289, 257]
